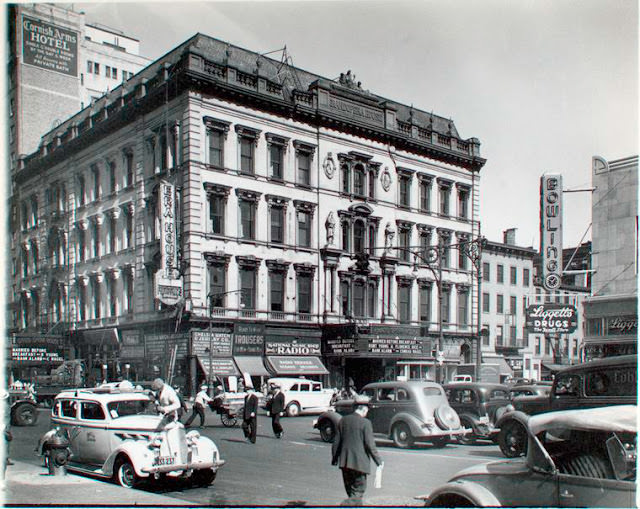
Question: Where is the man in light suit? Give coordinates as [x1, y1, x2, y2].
[331, 395, 383, 505]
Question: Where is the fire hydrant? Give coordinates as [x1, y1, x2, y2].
[45, 429, 70, 476]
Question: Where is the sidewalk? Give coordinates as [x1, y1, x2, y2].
[2, 460, 193, 507]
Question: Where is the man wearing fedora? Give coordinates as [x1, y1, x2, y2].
[242, 387, 259, 443]
[268, 383, 286, 439]
[331, 395, 383, 505]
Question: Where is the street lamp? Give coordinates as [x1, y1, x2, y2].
[362, 234, 485, 384]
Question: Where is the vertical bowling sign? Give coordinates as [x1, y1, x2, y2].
[155, 180, 183, 305]
[540, 174, 563, 290]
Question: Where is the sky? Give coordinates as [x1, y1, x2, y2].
[75, 0, 639, 249]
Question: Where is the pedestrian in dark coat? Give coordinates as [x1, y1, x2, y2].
[242, 388, 259, 444]
[269, 384, 286, 438]
[331, 395, 383, 505]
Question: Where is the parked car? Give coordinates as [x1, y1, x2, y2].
[265, 378, 334, 417]
[419, 405, 637, 507]
[443, 383, 511, 445]
[496, 355, 637, 458]
[9, 387, 38, 426]
[451, 375, 473, 383]
[36, 384, 225, 489]
[313, 381, 468, 448]
[508, 383, 551, 399]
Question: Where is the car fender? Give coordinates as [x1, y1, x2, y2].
[37, 428, 62, 455]
[389, 412, 425, 437]
[495, 409, 529, 430]
[457, 412, 481, 430]
[103, 440, 156, 478]
[426, 480, 502, 507]
[315, 410, 342, 429]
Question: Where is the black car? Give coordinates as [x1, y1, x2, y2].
[444, 383, 511, 445]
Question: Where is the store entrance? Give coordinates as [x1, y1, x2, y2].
[344, 358, 386, 392]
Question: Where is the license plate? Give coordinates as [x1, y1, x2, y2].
[153, 456, 175, 466]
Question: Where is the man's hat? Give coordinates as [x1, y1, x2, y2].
[353, 395, 371, 406]
[201, 385, 208, 390]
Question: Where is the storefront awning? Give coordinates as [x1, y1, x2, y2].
[197, 356, 239, 377]
[267, 356, 329, 375]
[234, 356, 271, 377]
[80, 328, 120, 346]
[482, 355, 513, 376]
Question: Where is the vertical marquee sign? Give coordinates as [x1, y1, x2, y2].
[540, 174, 563, 291]
[155, 180, 183, 305]
[22, 16, 78, 77]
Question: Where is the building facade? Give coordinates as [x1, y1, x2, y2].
[480, 230, 589, 382]
[582, 155, 638, 359]
[9, 34, 486, 393]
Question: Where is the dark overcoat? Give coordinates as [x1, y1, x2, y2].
[271, 391, 286, 414]
[243, 392, 259, 419]
[331, 412, 382, 474]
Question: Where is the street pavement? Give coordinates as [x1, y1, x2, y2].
[6, 407, 502, 506]
[2, 459, 191, 507]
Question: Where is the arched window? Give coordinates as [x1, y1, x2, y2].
[353, 220, 365, 254]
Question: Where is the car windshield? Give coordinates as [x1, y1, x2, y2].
[107, 399, 156, 418]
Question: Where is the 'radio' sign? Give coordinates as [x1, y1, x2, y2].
[526, 304, 577, 334]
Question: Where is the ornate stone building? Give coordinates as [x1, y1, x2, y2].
[10, 34, 485, 393]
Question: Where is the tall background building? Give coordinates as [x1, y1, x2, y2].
[582, 155, 638, 359]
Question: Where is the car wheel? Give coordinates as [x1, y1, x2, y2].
[457, 418, 476, 445]
[12, 403, 38, 426]
[434, 405, 460, 430]
[498, 420, 527, 458]
[114, 457, 140, 489]
[392, 422, 414, 448]
[286, 402, 300, 417]
[191, 468, 216, 487]
[431, 436, 448, 448]
[319, 420, 336, 443]
[220, 413, 238, 427]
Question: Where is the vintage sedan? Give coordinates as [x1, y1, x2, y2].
[443, 383, 511, 445]
[420, 405, 637, 507]
[314, 381, 468, 448]
[37, 384, 225, 489]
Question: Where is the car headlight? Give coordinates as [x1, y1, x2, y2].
[186, 430, 201, 445]
[149, 435, 163, 448]
[478, 415, 490, 424]
[422, 417, 435, 428]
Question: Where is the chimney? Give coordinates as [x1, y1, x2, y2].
[503, 228, 517, 245]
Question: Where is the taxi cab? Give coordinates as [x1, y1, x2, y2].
[37, 384, 225, 489]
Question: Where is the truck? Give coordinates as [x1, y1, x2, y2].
[32, 359, 86, 406]
[455, 363, 501, 384]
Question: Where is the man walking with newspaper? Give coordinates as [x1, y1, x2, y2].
[331, 395, 383, 505]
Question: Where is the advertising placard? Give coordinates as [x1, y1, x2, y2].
[265, 336, 321, 356]
[156, 180, 183, 305]
[526, 304, 578, 334]
[540, 174, 563, 290]
[11, 335, 65, 365]
[233, 323, 265, 355]
[191, 330, 233, 357]
[22, 16, 78, 76]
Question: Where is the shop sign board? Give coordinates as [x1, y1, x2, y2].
[367, 336, 428, 356]
[144, 332, 188, 360]
[265, 336, 321, 356]
[191, 330, 233, 357]
[607, 316, 637, 335]
[233, 323, 265, 355]
[22, 16, 78, 77]
[526, 304, 577, 334]
[155, 180, 183, 305]
[540, 174, 563, 290]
